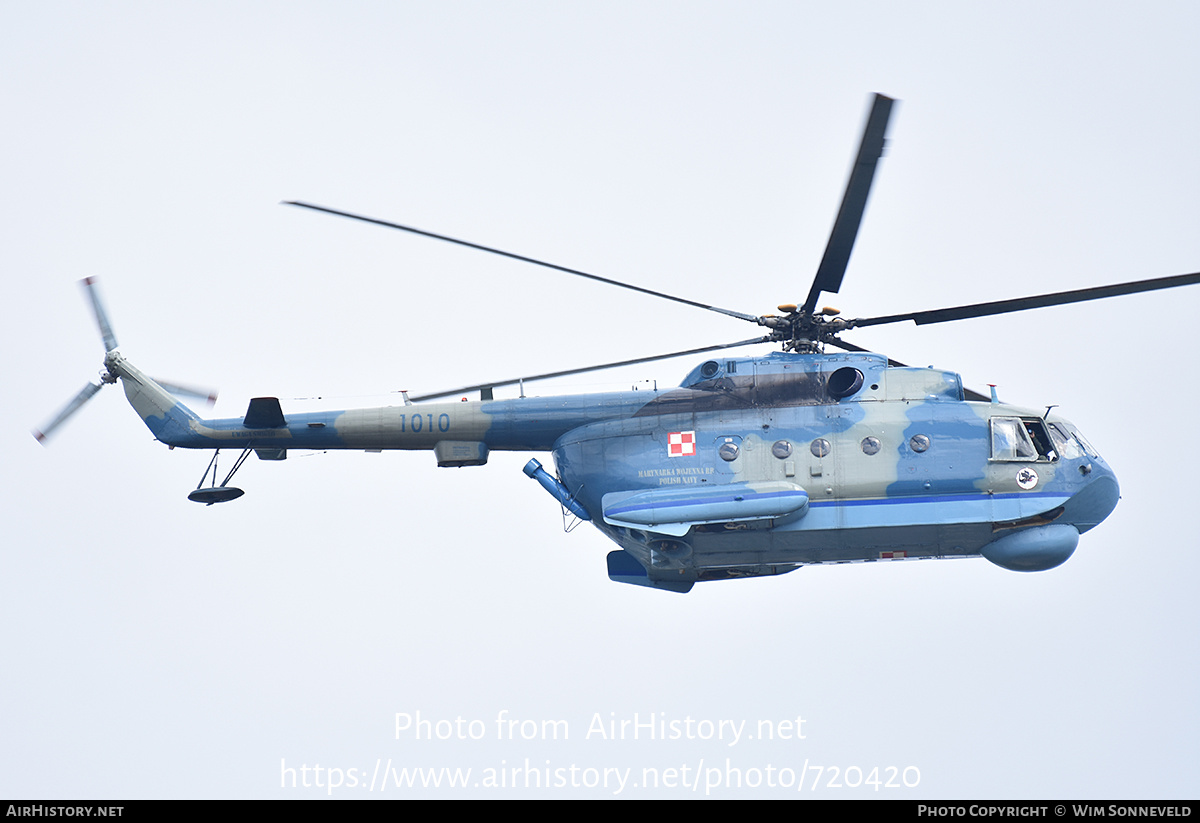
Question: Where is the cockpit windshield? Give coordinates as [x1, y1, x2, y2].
[1046, 422, 1083, 460]
[1059, 421, 1101, 459]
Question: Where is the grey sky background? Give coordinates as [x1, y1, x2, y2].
[3, 2, 1197, 798]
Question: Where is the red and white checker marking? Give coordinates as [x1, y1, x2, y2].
[668, 431, 696, 457]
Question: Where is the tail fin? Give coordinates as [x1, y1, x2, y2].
[108, 353, 203, 445]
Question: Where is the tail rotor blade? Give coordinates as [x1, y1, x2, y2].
[154, 378, 218, 406]
[80, 277, 118, 351]
[33, 382, 103, 444]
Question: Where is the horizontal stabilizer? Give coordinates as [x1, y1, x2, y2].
[244, 397, 286, 428]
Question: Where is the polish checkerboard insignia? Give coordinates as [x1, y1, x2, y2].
[668, 431, 696, 457]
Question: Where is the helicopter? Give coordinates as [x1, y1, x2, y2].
[36, 93, 1200, 593]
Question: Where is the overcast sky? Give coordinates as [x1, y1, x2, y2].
[3, 1, 1198, 798]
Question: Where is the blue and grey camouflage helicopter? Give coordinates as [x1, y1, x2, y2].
[36, 94, 1200, 593]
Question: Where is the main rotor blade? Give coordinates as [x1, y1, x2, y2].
[408, 336, 771, 402]
[33, 382, 103, 443]
[826, 337, 908, 368]
[285, 201, 762, 324]
[851, 271, 1200, 329]
[80, 277, 118, 351]
[803, 93, 895, 315]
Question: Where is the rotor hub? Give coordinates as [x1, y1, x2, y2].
[759, 309, 854, 353]
[102, 351, 122, 383]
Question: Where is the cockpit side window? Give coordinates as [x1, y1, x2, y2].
[990, 416, 1057, 461]
[1023, 419, 1057, 461]
[991, 417, 1036, 460]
